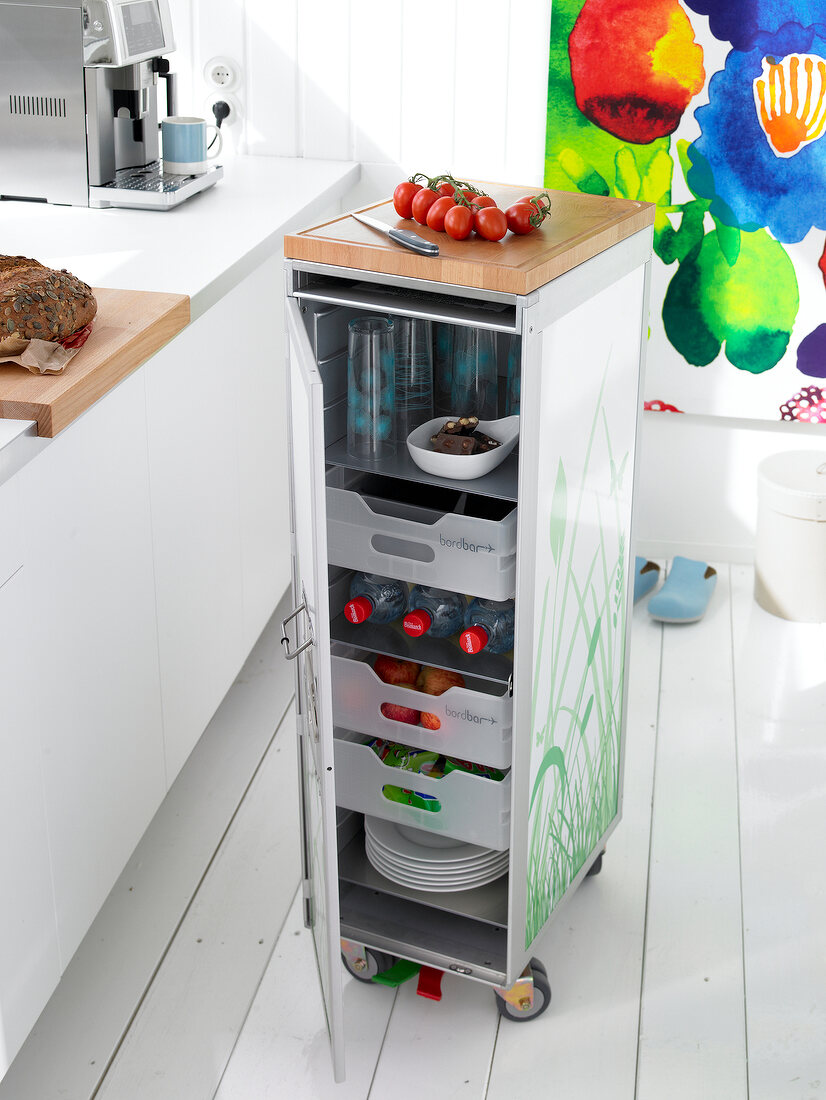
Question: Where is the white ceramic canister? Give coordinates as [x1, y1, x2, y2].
[755, 450, 826, 621]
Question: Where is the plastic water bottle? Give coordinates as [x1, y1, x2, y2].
[344, 573, 408, 625]
[459, 598, 515, 654]
[403, 586, 466, 638]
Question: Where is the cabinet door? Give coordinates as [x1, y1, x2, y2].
[508, 263, 648, 980]
[285, 296, 344, 1081]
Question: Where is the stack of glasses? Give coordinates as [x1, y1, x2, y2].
[346, 317, 521, 461]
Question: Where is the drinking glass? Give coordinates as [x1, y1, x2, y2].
[393, 316, 433, 441]
[433, 322, 455, 417]
[347, 317, 395, 460]
[504, 334, 521, 416]
[450, 327, 498, 420]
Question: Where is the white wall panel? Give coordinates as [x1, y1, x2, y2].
[245, 0, 299, 156]
[400, 0, 458, 173]
[350, 0, 402, 166]
[298, 0, 352, 161]
[452, 0, 511, 181]
[506, 0, 553, 187]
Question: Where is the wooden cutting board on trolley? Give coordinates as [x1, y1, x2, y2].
[0, 287, 189, 437]
[284, 184, 655, 296]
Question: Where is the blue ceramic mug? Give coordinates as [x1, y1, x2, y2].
[161, 116, 222, 176]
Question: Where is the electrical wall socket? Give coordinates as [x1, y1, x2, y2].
[204, 55, 240, 91]
[205, 91, 242, 127]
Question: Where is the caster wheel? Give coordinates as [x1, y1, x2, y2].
[495, 959, 551, 1022]
[341, 947, 396, 983]
[586, 849, 605, 877]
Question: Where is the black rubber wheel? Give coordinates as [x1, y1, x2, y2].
[586, 849, 605, 877]
[495, 960, 551, 1021]
[341, 947, 396, 983]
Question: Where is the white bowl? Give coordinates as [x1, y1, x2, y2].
[406, 415, 519, 480]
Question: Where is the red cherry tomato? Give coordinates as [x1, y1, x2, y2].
[474, 206, 508, 241]
[472, 195, 498, 210]
[437, 182, 458, 197]
[517, 193, 550, 211]
[426, 195, 457, 232]
[505, 202, 537, 235]
[411, 187, 440, 225]
[393, 181, 423, 219]
[444, 204, 474, 240]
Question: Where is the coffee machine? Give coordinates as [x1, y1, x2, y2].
[0, 0, 222, 209]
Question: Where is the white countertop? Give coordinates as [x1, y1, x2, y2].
[0, 154, 360, 482]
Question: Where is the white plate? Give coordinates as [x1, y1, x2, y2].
[365, 835, 507, 876]
[365, 842, 505, 883]
[365, 816, 502, 863]
[406, 415, 519, 480]
[365, 846, 508, 892]
[365, 829, 504, 870]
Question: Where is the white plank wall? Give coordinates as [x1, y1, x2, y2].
[167, 0, 552, 195]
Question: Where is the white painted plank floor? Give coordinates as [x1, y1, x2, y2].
[17, 564, 826, 1099]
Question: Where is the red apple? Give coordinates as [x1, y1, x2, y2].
[420, 711, 441, 730]
[373, 654, 421, 686]
[380, 700, 421, 725]
[416, 665, 465, 696]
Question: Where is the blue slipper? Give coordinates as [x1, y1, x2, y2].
[648, 556, 717, 623]
[634, 557, 661, 603]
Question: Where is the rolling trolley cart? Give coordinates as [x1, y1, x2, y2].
[281, 186, 654, 1081]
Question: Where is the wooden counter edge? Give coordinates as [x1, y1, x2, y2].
[283, 201, 655, 295]
[0, 290, 190, 438]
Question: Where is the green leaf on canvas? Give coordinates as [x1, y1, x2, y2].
[714, 216, 741, 266]
[614, 147, 641, 200]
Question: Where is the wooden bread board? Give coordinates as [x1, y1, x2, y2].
[284, 185, 655, 295]
[0, 287, 189, 437]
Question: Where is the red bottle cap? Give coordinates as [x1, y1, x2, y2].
[344, 595, 373, 624]
[403, 609, 432, 636]
[460, 625, 489, 654]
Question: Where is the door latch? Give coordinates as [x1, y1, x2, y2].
[280, 598, 314, 660]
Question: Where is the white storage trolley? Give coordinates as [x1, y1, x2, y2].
[281, 187, 654, 1081]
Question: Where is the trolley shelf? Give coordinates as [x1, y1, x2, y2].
[329, 611, 513, 688]
[338, 832, 509, 926]
[339, 880, 508, 986]
[325, 437, 519, 502]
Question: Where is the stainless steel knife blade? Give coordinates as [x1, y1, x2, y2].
[352, 211, 439, 256]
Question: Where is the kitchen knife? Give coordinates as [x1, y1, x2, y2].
[352, 211, 439, 256]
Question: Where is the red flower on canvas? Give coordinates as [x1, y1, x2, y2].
[569, 0, 705, 143]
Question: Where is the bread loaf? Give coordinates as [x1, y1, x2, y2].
[1, 256, 97, 343]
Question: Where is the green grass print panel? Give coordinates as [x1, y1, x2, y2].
[526, 374, 628, 949]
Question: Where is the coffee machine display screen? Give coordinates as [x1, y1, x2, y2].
[121, 0, 164, 54]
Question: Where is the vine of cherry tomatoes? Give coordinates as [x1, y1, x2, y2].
[392, 172, 551, 243]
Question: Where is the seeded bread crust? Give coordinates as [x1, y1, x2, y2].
[0, 256, 97, 343]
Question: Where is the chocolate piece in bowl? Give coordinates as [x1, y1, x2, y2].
[430, 431, 479, 455]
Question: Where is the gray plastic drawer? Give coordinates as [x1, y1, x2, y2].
[326, 473, 517, 601]
[334, 730, 511, 850]
[331, 645, 512, 768]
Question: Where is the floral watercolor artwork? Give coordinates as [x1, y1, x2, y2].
[545, 0, 826, 421]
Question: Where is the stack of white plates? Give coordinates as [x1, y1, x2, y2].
[364, 816, 508, 893]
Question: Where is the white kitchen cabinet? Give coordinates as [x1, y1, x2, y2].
[145, 255, 291, 780]
[282, 187, 654, 1080]
[0, 565, 61, 1070]
[15, 368, 167, 969]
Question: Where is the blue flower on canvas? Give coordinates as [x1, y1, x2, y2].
[686, 22, 826, 243]
[684, 1, 826, 51]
